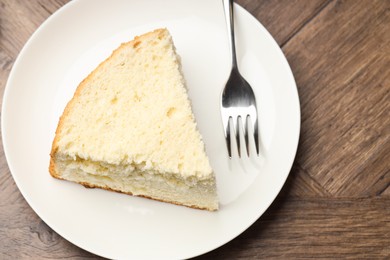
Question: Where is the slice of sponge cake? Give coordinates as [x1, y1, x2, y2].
[49, 28, 218, 211]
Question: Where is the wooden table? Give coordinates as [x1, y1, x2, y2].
[1, 0, 389, 259]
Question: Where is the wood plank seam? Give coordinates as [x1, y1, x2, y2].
[280, 0, 334, 48]
[376, 180, 390, 196]
[295, 162, 333, 196]
[37, 2, 53, 15]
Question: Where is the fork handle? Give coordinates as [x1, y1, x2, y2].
[223, 0, 238, 69]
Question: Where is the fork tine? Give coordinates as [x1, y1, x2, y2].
[224, 116, 232, 158]
[236, 116, 242, 157]
[245, 115, 250, 157]
[254, 116, 259, 155]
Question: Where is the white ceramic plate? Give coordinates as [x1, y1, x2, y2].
[2, 0, 300, 259]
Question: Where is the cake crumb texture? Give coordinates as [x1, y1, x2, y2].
[50, 28, 218, 211]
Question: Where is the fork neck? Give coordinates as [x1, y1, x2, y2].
[224, 0, 238, 70]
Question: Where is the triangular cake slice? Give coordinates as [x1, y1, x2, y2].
[49, 28, 218, 211]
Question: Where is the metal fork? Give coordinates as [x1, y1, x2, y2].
[221, 0, 259, 158]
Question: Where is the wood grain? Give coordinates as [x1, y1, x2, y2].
[237, 0, 332, 45]
[0, 0, 389, 259]
[0, 50, 12, 108]
[283, 0, 390, 197]
[199, 197, 390, 259]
